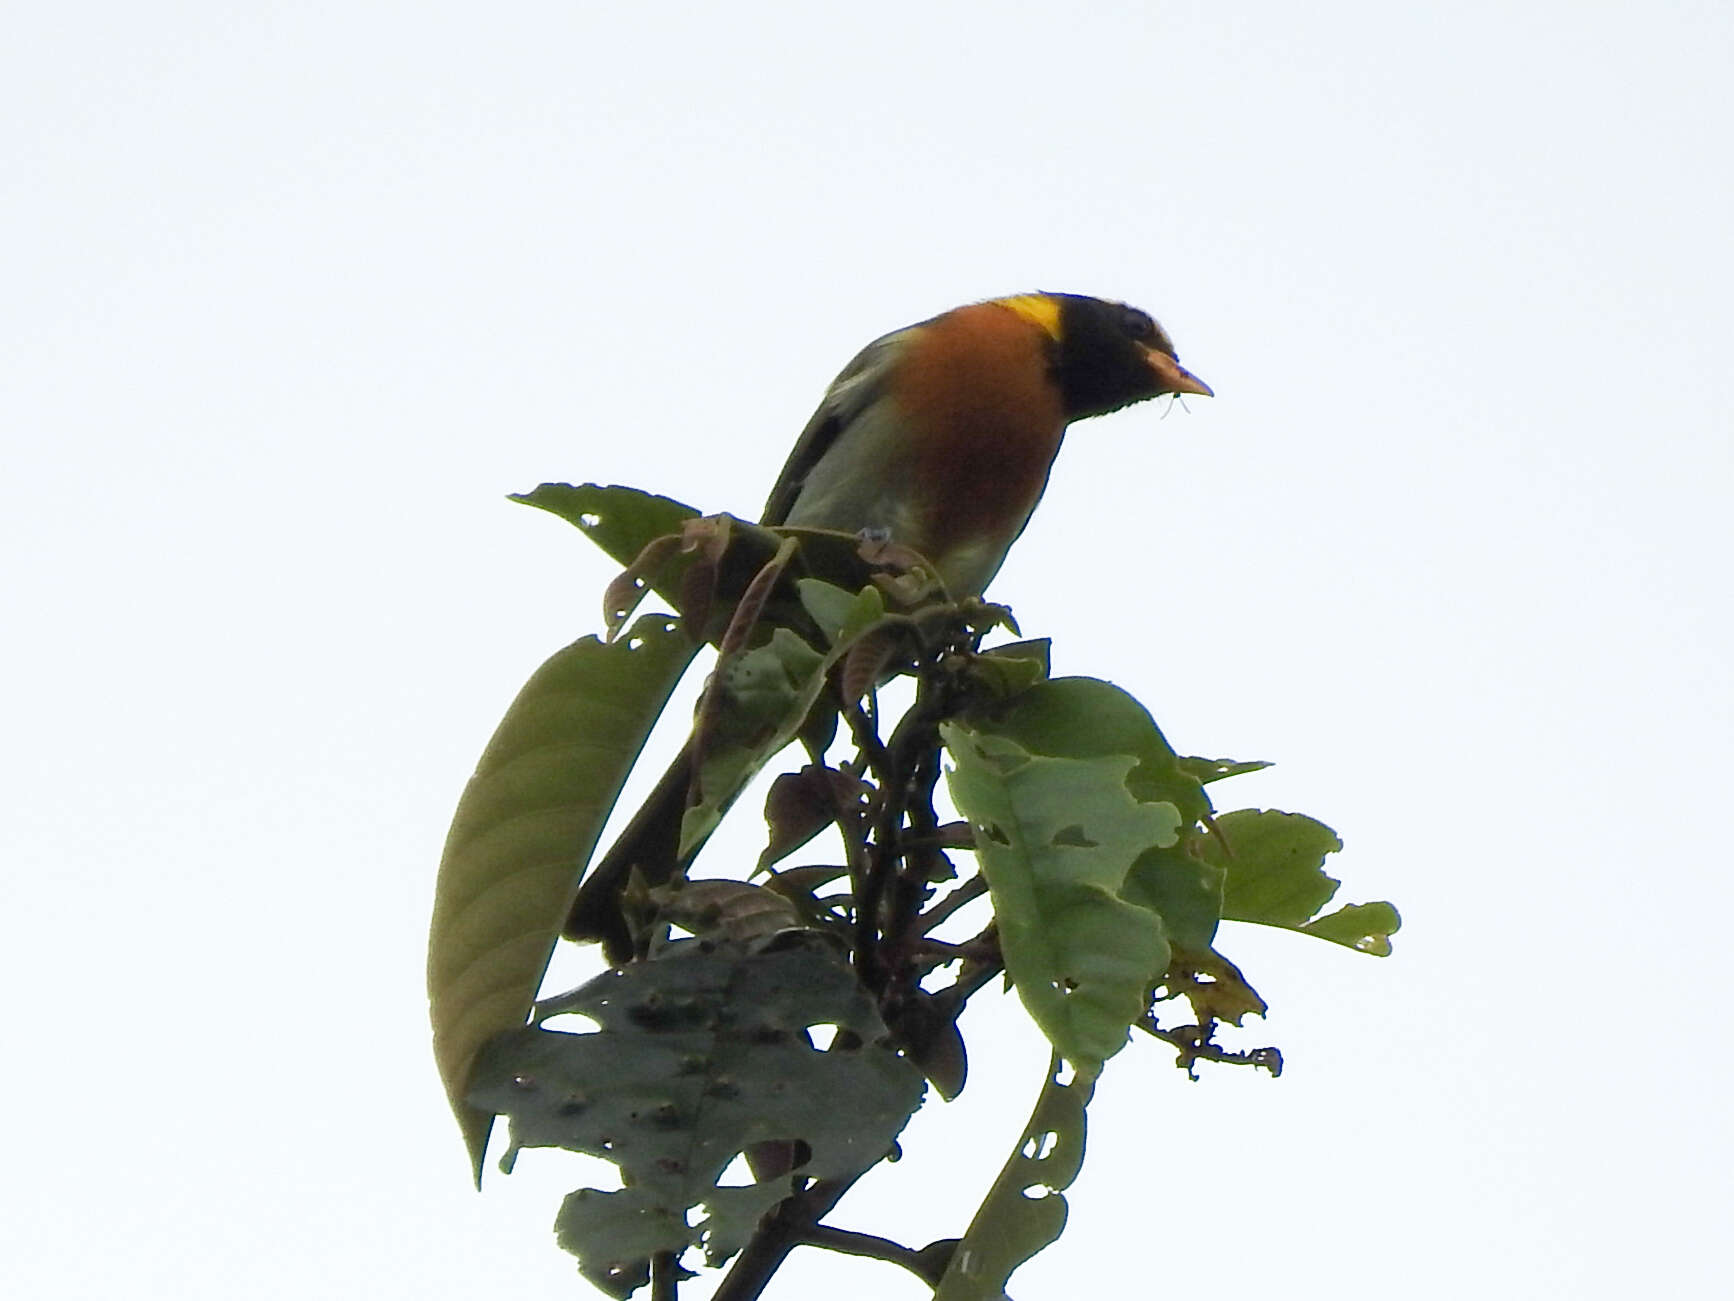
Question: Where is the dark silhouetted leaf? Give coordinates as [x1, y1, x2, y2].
[758, 765, 869, 871]
[468, 944, 926, 1288]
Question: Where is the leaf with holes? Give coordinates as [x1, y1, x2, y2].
[1300, 900, 1401, 956]
[943, 715, 1181, 1071]
[933, 1053, 1094, 1301]
[467, 942, 926, 1293]
[1177, 755, 1273, 785]
[513, 482, 701, 577]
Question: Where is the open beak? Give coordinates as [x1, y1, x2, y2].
[1143, 347, 1213, 398]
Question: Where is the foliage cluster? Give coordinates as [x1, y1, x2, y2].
[427, 484, 1399, 1299]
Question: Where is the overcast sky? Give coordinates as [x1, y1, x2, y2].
[6, 3, 1731, 1298]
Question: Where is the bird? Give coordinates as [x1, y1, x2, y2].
[564, 292, 1211, 956]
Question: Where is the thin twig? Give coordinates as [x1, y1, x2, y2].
[841, 698, 891, 782]
[912, 875, 988, 935]
[811, 744, 872, 928]
[907, 936, 1002, 979]
[930, 951, 1004, 1019]
[792, 1225, 947, 1285]
[838, 705, 895, 984]
[898, 820, 976, 851]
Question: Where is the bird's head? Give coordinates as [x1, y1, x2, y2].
[993, 292, 1213, 420]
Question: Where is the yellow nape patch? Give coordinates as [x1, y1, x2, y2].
[991, 294, 1064, 342]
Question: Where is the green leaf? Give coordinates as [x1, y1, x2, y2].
[1177, 755, 1272, 784]
[933, 1053, 1095, 1301]
[1121, 844, 1225, 954]
[1301, 901, 1402, 956]
[793, 578, 870, 644]
[684, 628, 828, 854]
[982, 637, 1051, 672]
[470, 943, 926, 1287]
[966, 676, 1212, 828]
[682, 586, 890, 856]
[645, 879, 803, 953]
[1211, 809, 1343, 926]
[427, 614, 695, 1181]
[512, 482, 700, 572]
[1204, 809, 1400, 955]
[964, 638, 1052, 698]
[514, 483, 710, 633]
[553, 1188, 677, 1299]
[943, 716, 1179, 1070]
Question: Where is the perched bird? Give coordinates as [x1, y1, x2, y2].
[565, 292, 1211, 955]
[763, 292, 1211, 594]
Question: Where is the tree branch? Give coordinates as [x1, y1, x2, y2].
[912, 874, 987, 936]
[650, 1250, 681, 1300]
[710, 1177, 859, 1301]
[791, 1224, 948, 1285]
[931, 949, 1003, 1019]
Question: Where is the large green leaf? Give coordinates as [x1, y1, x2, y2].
[944, 684, 1185, 1069]
[1205, 809, 1401, 955]
[427, 613, 694, 1181]
[932, 1053, 1095, 1301]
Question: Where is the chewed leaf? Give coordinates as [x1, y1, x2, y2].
[470, 944, 926, 1288]
[1212, 810, 1344, 926]
[944, 708, 1181, 1070]
[513, 482, 700, 573]
[933, 1053, 1093, 1301]
[1205, 809, 1398, 955]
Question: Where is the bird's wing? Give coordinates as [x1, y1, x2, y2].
[759, 326, 918, 526]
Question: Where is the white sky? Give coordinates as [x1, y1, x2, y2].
[6, 2, 1731, 1297]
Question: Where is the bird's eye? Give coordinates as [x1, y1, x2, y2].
[1120, 307, 1157, 341]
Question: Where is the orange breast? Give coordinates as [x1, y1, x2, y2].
[889, 302, 1068, 570]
